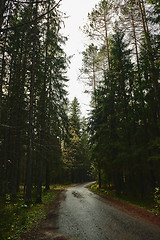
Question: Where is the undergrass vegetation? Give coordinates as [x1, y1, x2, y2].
[89, 183, 159, 215]
[0, 184, 69, 240]
[154, 187, 160, 214]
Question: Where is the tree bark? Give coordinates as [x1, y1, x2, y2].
[45, 160, 50, 190]
[98, 169, 101, 188]
[104, 13, 111, 78]
[25, 2, 38, 203]
[138, 0, 160, 119]
[36, 0, 50, 202]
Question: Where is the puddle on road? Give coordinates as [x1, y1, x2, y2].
[72, 191, 83, 199]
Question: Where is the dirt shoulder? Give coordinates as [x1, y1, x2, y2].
[20, 190, 67, 240]
[21, 186, 160, 240]
[90, 189, 160, 229]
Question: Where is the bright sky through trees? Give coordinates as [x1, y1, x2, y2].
[60, 0, 100, 116]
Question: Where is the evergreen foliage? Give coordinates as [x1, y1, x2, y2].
[0, 0, 159, 206]
[0, 0, 68, 203]
[82, 0, 160, 199]
[62, 98, 91, 183]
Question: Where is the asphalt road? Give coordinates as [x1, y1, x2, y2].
[55, 182, 160, 240]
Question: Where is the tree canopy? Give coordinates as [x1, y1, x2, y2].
[81, 0, 160, 199]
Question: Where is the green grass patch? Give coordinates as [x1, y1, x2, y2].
[0, 184, 69, 240]
[89, 183, 158, 214]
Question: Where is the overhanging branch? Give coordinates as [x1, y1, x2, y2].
[0, 0, 62, 32]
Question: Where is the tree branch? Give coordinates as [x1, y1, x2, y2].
[0, 0, 62, 32]
[13, 0, 50, 4]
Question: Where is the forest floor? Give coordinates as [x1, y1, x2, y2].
[0, 185, 71, 240]
[20, 183, 160, 240]
[20, 190, 64, 240]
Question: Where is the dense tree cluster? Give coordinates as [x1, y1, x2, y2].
[1, 0, 159, 205]
[0, 1, 91, 203]
[81, 0, 160, 198]
[0, 0, 68, 203]
[62, 97, 91, 183]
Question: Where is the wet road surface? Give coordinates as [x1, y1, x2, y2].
[55, 182, 160, 240]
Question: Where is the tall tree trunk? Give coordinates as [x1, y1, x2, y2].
[1, 55, 13, 195]
[25, 2, 38, 203]
[25, 49, 35, 203]
[0, 41, 5, 127]
[98, 168, 101, 188]
[138, 0, 160, 120]
[25, 0, 38, 203]
[130, 6, 149, 140]
[45, 160, 50, 190]
[9, 36, 25, 196]
[104, 13, 111, 77]
[130, 9, 140, 79]
[45, 74, 52, 190]
[0, 0, 5, 29]
[0, 17, 9, 195]
[93, 61, 96, 91]
[36, 0, 50, 202]
[36, 42, 47, 203]
[0, 32, 6, 195]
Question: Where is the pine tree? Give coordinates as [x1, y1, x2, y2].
[83, 0, 113, 80]
[0, 0, 69, 200]
[63, 98, 91, 183]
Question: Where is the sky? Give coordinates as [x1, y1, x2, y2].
[59, 0, 100, 116]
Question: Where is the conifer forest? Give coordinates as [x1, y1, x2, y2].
[0, 0, 160, 208]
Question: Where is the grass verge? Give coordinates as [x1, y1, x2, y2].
[0, 185, 69, 240]
[89, 183, 159, 215]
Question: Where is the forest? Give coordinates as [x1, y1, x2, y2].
[0, 0, 160, 207]
[80, 0, 160, 200]
[0, 0, 91, 205]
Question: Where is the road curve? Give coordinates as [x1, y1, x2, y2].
[54, 182, 160, 240]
